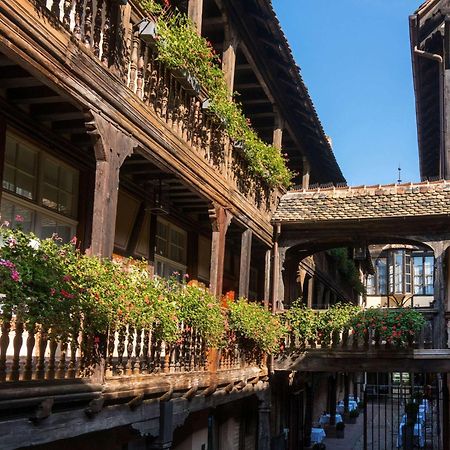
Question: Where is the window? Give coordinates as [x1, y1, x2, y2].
[413, 253, 434, 295]
[366, 249, 434, 297]
[154, 218, 187, 279]
[1, 132, 79, 241]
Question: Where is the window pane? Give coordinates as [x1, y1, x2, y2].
[40, 216, 57, 239]
[5, 137, 16, 164]
[15, 171, 35, 199]
[60, 171, 75, 193]
[16, 146, 36, 176]
[394, 251, 403, 294]
[2, 165, 15, 192]
[43, 159, 59, 186]
[413, 256, 424, 295]
[366, 274, 375, 295]
[42, 184, 59, 210]
[424, 257, 434, 295]
[0, 199, 33, 232]
[377, 258, 387, 295]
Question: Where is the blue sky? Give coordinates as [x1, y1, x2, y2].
[272, 0, 422, 186]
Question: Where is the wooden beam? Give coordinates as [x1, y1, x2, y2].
[188, 0, 204, 34]
[222, 22, 239, 96]
[0, 115, 6, 205]
[238, 229, 252, 298]
[273, 108, 283, 151]
[264, 249, 271, 309]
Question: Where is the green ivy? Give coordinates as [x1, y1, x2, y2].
[328, 248, 366, 295]
[138, 1, 293, 188]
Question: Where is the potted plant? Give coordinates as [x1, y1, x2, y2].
[335, 421, 345, 439]
[347, 408, 359, 424]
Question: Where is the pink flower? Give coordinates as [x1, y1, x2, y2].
[70, 236, 77, 245]
[2, 220, 10, 227]
[15, 215, 24, 223]
[10, 270, 20, 282]
[60, 289, 75, 299]
[50, 288, 56, 296]
[63, 275, 72, 282]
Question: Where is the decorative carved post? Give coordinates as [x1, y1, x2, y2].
[257, 389, 271, 450]
[329, 374, 337, 426]
[222, 22, 239, 98]
[85, 111, 137, 257]
[307, 277, 314, 308]
[208, 204, 232, 298]
[238, 229, 252, 299]
[188, 0, 204, 34]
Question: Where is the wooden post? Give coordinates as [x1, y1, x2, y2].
[302, 157, 310, 190]
[431, 242, 447, 348]
[264, 249, 271, 309]
[307, 277, 314, 308]
[85, 111, 137, 257]
[148, 213, 157, 278]
[303, 379, 314, 447]
[238, 228, 252, 299]
[257, 390, 271, 450]
[272, 224, 281, 313]
[329, 374, 337, 426]
[188, 0, 204, 34]
[0, 115, 6, 205]
[273, 108, 283, 151]
[209, 204, 231, 297]
[222, 22, 238, 97]
[148, 401, 174, 449]
[344, 373, 350, 414]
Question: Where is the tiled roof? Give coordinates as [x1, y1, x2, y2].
[273, 180, 450, 223]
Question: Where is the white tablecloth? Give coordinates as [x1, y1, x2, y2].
[319, 413, 343, 426]
[337, 400, 358, 414]
[311, 427, 326, 444]
[397, 417, 425, 448]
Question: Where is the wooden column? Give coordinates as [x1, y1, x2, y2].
[432, 242, 448, 348]
[344, 373, 350, 414]
[257, 390, 271, 450]
[238, 229, 252, 298]
[209, 204, 231, 297]
[272, 224, 281, 313]
[148, 401, 174, 449]
[329, 374, 337, 426]
[302, 157, 310, 190]
[188, 0, 204, 34]
[0, 116, 6, 205]
[264, 249, 271, 309]
[303, 380, 314, 447]
[86, 111, 137, 257]
[222, 22, 238, 97]
[148, 213, 158, 278]
[273, 108, 284, 151]
[307, 277, 314, 308]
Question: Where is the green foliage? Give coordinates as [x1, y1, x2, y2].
[328, 248, 365, 294]
[228, 299, 287, 353]
[350, 308, 426, 346]
[283, 299, 319, 342]
[138, 2, 293, 188]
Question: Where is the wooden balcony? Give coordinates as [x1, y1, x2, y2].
[0, 0, 282, 244]
[276, 308, 450, 373]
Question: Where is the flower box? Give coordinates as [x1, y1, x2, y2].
[172, 68, 201, 95]
[137, 18, 158, 43]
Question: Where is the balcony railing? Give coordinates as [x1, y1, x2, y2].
[0, 318, 263, 383]
[35, 0, 278, 215]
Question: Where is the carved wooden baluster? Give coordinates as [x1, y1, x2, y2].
[128, 31, 139, 93]
[73, 0, 83, 39]
[93, 0, 104, 58]
[57, 341, 67, 379]
[46, 337, 58, 380]
[51, 0, 61, 21]
[67, 331, 78, 378]
[161, 69, 169, 121]
[63, 0, 72, 30]
[23, 324, 36, 381]
[132, 328, 142, 374]
[125, 327, 134, 374]
[84, 0, 93, 48]
[101, 2, 111, 66]
[10, 320, 24, 381]
[36, 327, 48, 380]
[117, 326, 126, 375]
[106, 328, 115, 376]
[148, 55, 158, 109]
[136, 46, 145, 100]
[142, 46, 150, 103]
[0, 316, 11, 382]
[141, 329, 150, 373]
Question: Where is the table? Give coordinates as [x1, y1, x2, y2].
[337, 400, 358, 414]
[397, 416, 425, 448]
[319, 413, 343, 426]
[311, 427, 326, 444]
